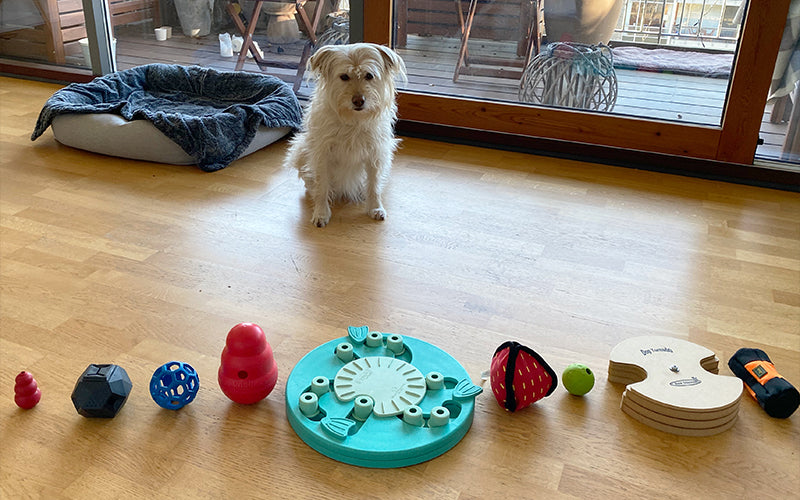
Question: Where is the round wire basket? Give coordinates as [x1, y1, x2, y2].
[519, 42, 618, 112]
[316, 12, 350, 48]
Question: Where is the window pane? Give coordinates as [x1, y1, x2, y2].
[755, 1, 800, 168]
[0, 0, 93, 68]
[110, 0, 349, 97]
[394, 0, 744, 127]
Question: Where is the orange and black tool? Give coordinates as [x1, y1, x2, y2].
[728, 348, 799, 418]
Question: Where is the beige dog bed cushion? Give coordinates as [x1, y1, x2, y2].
[31, 64, 302, 171]
[50, 114, 291, 166]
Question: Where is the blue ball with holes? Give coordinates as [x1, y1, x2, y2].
[149, 361, 199, 410]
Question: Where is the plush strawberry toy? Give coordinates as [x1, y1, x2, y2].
[490, 341, 557, 412]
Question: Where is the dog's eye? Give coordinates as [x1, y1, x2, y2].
[365, 73, 374, 80]
[340, 74, 350, 81]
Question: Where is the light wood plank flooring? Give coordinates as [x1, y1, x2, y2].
[1, 76, 798, 499]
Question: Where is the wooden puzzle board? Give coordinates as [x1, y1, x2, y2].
[609, 336, 743, 436]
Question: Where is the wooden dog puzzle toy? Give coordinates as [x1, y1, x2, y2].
[285, 326, 483, 468]
[608, 336, 743, 436]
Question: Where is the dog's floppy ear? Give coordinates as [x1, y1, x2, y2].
[307, 45, 339, 79]
[373, 44, 407, 83]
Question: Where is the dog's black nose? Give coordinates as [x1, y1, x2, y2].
[352, 95, 365, 109]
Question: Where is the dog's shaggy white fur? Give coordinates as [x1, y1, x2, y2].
[284, 43, 406, 227]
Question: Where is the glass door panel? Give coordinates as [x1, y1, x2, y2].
[394, 0, 742, 126]
[364, 0, 790, 168]
[0, 0, 91, 67]
[112, 0, 350, 96]
[755, 0, 800, 170]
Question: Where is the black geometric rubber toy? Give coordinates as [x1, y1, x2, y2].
[71, 364, 133, 418]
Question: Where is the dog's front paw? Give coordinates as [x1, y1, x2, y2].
[311, 207, 331, 227]
[369, 207, 387, 221]
[312, 214, 330, 227]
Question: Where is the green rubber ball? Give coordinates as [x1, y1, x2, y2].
[562, 363, 595, 396]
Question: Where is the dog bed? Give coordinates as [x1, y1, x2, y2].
[31, 64, 303, 172]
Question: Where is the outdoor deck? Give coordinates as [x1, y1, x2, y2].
[105, 25, 789, 162]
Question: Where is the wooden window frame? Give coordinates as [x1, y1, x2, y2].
[364, 1, 790, 166]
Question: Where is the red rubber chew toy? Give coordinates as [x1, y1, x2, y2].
[218, 323, 278, 404]
[14, 371, 42, 409]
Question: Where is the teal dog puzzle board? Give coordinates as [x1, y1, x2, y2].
[285, 326, 483, 468]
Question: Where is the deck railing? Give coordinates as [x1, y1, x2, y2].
[612, 0, 744, 51]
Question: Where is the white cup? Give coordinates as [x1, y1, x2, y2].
[155, 27, 168, 41]
[79, 37, 117, 67]
[231, 35, 243, 53]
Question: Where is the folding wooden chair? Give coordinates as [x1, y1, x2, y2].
[453, 0, 545, 82]
[226, 0, 338, 91]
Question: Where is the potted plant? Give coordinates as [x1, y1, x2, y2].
[173, 0, 215, 37]
[544, 0, 624, 45]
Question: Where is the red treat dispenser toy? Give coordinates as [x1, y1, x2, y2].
[218, 323, 278, 404]
[14, 371, 42, 409]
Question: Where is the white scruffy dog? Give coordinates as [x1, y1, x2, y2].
[284, 43, 407, 227]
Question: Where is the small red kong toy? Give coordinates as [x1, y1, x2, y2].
[14, 371, 42, 409]
[490, 341, 557, 412]
[218, 323, 278, 404]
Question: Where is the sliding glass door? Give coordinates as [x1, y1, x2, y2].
[755, 1, 800, 166]
[396, 0, 740, 126]
[364, 0, 790, 168]
[4, 0, 794, 176]
[0, 0, 148, 74]
[0, 1, 352, 95]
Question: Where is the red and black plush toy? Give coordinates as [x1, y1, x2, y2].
[728, 347, 799, 419]
[490, 341, 557, 412]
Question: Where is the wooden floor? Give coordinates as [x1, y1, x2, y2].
[2, 76, 799, 499]
[103, 26, 791, 162]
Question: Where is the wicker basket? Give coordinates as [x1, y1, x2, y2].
[519, 42, 617, 112]
[316, 11, 350, 48]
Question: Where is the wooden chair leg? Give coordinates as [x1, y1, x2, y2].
[454, 0, 478, 82]
[455, 0, 465, 35]
[227, 1, 270, 71]
[294, 41, 313, 91]
[523, 0, 544, 69]
[226, 0, 340, 91]
[295, 0, 317, 46]
[293, 0, 338, 90]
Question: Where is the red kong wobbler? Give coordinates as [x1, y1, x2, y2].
[218, 323, 278, 404]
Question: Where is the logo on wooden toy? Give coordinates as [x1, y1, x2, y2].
[669, 377, 701, 387]
[640, 347, 674, 356]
